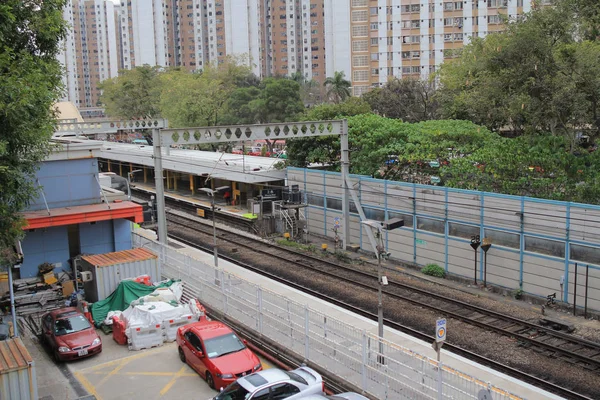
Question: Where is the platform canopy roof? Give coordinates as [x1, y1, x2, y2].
[99, 143, 286, 183]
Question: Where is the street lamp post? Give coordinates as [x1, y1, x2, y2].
[361, 217, 404, 363]
[127, 169, 143, 201]
[199, 186, 230, 268]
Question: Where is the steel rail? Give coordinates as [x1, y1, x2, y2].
[166, 230, 592, 400]
[166, 212, 600, 370]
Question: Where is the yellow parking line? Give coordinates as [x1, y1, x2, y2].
[95, 357, 130, 388]
[159, 366, 189, 396]
[74, 371, 103, 400]
[261, 361, 272, 369]
[79, 346, 170, 373]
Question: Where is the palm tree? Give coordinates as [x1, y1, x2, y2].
[324, 71, 351, 103]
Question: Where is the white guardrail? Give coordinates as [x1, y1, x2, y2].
[132, 232, 521, 400]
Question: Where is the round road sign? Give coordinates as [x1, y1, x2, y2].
[436, 318, 447, 342]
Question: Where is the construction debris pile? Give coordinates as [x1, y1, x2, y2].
[0, 265, 76, 317]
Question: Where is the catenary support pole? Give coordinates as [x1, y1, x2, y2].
[340, 119, 350, 250]
[377, 232, 384, 363]
[153, 128, 168, 244]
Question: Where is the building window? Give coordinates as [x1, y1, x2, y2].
[488, 15, 501, 24]
[353, 70, 369, 82]
[351, 40, 368, 52]
[352, 10, 368, 22]
[352, 55, 368, 67]
[370, 37, 378, 45]
[351, 25, 368, 37]
[370, 7, 378, 15]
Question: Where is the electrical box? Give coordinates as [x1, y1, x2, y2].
[80, 271, 93, 283]
[382, 218, 405, 231]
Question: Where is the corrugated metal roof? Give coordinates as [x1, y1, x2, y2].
[82, 248, 157, 267]
[0, 338, 33, 374]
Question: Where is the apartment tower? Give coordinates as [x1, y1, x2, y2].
[346, 0, 540, 96]
[59, 0, 120, 108]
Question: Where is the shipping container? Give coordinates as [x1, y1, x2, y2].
[0, 338, 38, 400]
[81, 248, 159, 302]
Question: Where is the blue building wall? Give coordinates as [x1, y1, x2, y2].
[20, 219, 133, 277]
[20, 227, 70, 278]
[80, 221, 115, 255]
[113, 220, 132, 251]
[29, 158, 101, 211]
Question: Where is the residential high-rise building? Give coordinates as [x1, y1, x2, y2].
[59, 0, 120, 108]
[345, 0, 543, 96]
[58, 0, 547, 108]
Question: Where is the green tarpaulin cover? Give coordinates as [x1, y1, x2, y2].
[90, 279, 177, 325]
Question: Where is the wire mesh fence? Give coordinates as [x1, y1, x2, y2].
[133, 233, 521, 400]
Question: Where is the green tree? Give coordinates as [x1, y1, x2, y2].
[160, 58, 254, 128]
[362, 77, 439, 122]
[324, 71, 351, 103]
[290, 72, 323, 106]
[99, 65, 162, 119]
[0, 0, 67, 259]
[562, 0, 600, 40]
[287, 98, 372, 167]
[252, 78, 305, 123]
[437, 5, 600, 150]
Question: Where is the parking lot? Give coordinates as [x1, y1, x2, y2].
[29, 326, 271, 400]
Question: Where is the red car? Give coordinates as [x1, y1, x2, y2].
[40, 307, 102, 362]
[176, 321, 262, 390]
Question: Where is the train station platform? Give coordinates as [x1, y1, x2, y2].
[132, 182, 257, 222]
[134, 227, 563, 400]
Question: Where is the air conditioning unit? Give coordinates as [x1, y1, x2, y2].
[80, 271, 93, 283]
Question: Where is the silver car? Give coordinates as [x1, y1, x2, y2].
[301, 393, 369, 400]
[213, 366, 324, 400]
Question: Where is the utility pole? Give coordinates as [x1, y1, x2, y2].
[152, 128, 167, 244]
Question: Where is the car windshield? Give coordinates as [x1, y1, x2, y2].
[204, 332, 246, 358]
[55, 315, 91, 336]
[213, 382, 250, 400]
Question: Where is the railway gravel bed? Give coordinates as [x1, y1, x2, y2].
[164, 212, 599, 399]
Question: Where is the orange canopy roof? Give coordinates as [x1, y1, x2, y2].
[21, 201, 144, 230]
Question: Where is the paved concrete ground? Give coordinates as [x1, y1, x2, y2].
[27, 324, 271, 400]
[71, 340, 213, 400]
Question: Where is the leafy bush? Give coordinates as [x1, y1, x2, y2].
[421, 264, 446, 278]
[513, 288, 524, 300]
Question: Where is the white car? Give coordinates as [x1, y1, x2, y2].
[213, 366, 324, 400]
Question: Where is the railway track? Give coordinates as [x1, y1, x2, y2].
[166, 213, 600, 372]
[164, 211, 598, 399]
[165, 224, 591, 400]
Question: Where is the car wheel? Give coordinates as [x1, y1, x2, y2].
[52, 350, 62, 363]
[206, 372, 215, 389]
[178, 347, 186, 363]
